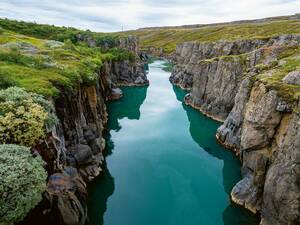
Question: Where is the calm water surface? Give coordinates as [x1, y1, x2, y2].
[88, 61, 259, 225]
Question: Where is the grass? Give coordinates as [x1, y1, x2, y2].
[255, 47, 300, 105]
[0, 18, 124, 48]
[122, 19, 300, 54]
[0, 29, 135, 97]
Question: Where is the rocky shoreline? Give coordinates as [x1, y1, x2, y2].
[169, 35, 300, 225]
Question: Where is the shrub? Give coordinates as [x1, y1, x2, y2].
[0, 87, 58, 146]
[0, 144, 47, 225]
[0, 73, 16, 89]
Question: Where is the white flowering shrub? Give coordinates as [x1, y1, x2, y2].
[0, 144, 47, 225]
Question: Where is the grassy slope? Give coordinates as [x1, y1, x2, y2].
[122, 17, 300, 54]
[0, 21, 134, 97]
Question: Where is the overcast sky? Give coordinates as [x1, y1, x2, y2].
[0, 0, 299, 32]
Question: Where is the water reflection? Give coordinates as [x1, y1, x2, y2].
[172, 83, 259, 225]
[88, 61, 258, 225]
[172, 85, 241, 193]
[88, 167, 115, 225]
[88, 85, 148, 225]
[107, 86, 148, 131]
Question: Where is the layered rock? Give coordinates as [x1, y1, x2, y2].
[176, 35, 300, 121]
[218, 81, 300, 225]
[171, 35, 300, 224]
[170, 39, 268, 90]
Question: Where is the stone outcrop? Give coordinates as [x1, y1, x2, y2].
[172, 35, 300, 121]
[21, 37, 148, 225]
[218, 81, 300, 225]
[171, 35, 300, 224]
[170, 39, 267, 91]
[282, 70, 300, 85]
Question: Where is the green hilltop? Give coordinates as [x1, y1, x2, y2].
[122, 14, 300, 54]
[0, 18, 134, 97]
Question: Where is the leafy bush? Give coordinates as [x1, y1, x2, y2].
[106, 48, 135, 62]
[0, 87, 58, 146]
[0, 144, 47, 225]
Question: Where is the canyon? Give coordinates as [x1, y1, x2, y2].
[0, 15, 299, 225]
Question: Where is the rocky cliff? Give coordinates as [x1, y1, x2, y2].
[170, 35, 300, 224]
[21, 36, 148, 225]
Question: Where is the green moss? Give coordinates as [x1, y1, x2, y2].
[256, 56, 300, 105]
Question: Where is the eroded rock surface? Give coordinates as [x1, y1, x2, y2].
[175, 35, 300, 121]
[172, 35, 300, 224]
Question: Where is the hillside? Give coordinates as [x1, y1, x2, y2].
[0, 19, 134, 97]
[123, 14, 300, 54]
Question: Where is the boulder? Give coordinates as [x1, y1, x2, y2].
[68, 144, 93, 166]
[282, 70, 300, 85]
[46, 169, 87, 225]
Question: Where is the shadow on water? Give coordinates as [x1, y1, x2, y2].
[88, 85, 148, 225]
[87, 62, 258, 225]
[107, 86, 148, 132]
[172, 85, 259, 225]
[88, 167, 115, 225]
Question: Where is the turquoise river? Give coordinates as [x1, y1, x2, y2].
[88, 60, 259, 225]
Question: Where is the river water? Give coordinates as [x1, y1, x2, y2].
[88, 60, 258, 225]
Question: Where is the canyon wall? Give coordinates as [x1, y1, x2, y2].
[22, 37, 148, 225]
[170, 35, 300, 225]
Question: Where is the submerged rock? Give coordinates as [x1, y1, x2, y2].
[109, 88, 123, 100]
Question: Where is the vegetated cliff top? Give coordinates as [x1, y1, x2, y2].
[0, 19, 135, 97]
[256, 45, 300, 105]
[122, 13, 300, 54]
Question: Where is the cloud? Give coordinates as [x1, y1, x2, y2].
[0, 0, 299, 32]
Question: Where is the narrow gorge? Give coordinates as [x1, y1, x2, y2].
[0, 14, 299, 225]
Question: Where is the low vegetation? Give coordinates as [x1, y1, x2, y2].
[124, 17, 300, 54]
[0, 19, 138, 224]
[0, 18, 120, 47]
[0, 29, 134, 97]
[256, 51, 300, 105]
[0, 144, 47, 225]
[0, 87, 58, 146]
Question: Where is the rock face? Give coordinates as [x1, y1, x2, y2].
[171, 35, 300, 224]
[170, 39, 267, 91]
[173, 35, 300, 121]
[219, 81, 300, 225]
[22, 36, 148, 225]
[105, 60, 149, 87]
